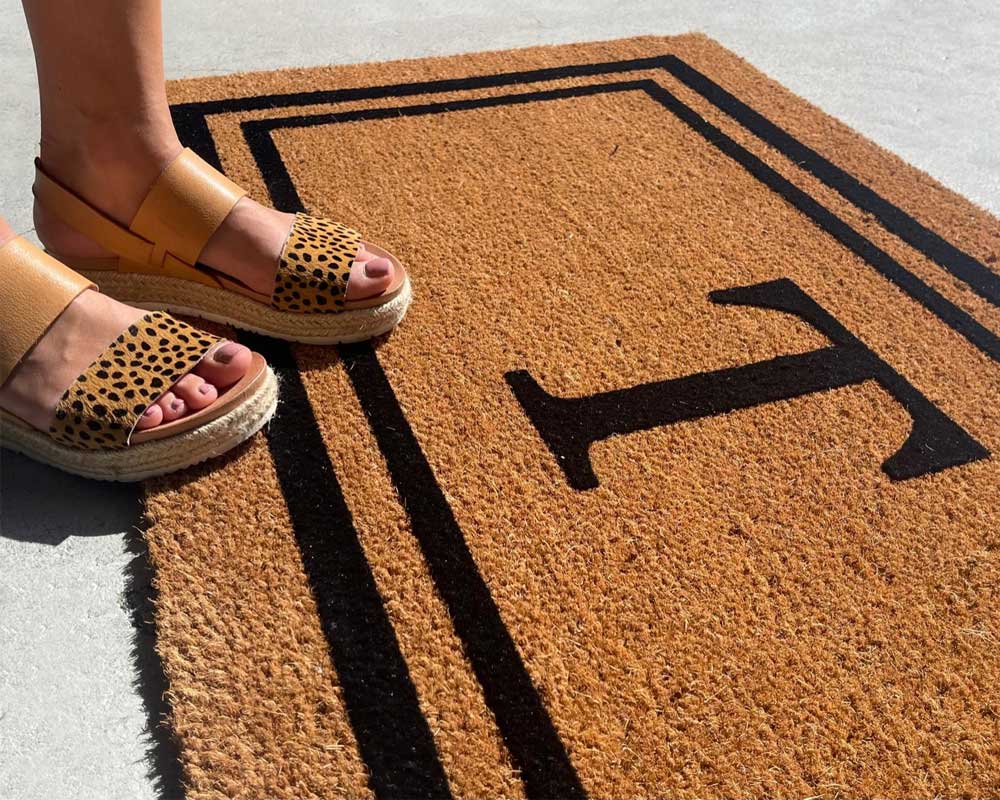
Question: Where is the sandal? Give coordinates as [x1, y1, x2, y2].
[0, 237, 278, 481]
[33, 148, 411, 344]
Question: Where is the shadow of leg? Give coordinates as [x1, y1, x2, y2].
[1, 450, 186, 798]
[123, 524, 187, 800]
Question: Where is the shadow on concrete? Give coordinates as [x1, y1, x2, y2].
[123, 523, 187, 800]
[0, 450, 187, 799]
[0, 450, 141, 544]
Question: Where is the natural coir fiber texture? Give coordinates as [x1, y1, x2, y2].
[146, 36, 1000, 799]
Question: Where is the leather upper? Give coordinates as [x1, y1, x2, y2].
[130, 149, 246, 268]
[33, 149, 246, 289]
[0, 237, 96, 385]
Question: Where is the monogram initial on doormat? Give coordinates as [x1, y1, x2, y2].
[146, 35, 1000, 799]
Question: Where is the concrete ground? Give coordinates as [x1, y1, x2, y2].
[1, 2, 997, 798]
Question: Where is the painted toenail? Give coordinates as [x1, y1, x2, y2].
[214, 342, 240, 364]
[198, 384, 212, 395]
[364, 258, 391, 279]
[170, 400, 183, 412]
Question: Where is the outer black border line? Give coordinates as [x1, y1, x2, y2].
[171, 53, 1000, 319]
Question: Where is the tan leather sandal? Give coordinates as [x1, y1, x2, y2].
[0, 237, 278, 481]
[33, 149, 412, 344]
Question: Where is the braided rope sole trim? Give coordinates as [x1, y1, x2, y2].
[0, 367, 278, 482]
[81, 271, 412, 344]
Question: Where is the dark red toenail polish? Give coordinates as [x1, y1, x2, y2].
[214, 342, 239, 364]
[364, 258, 391, 279]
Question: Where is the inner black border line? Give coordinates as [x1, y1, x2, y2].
[168, 53, 1000, 800]
[238, 77, 1000, 364]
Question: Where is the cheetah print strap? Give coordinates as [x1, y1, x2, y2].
[48, 311, 220, 450]
[271, 213, 361, 313]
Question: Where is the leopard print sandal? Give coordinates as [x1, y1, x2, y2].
[33, 149, 411, 344]
[0, 237, 277, 481]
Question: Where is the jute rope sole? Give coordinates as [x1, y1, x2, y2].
[0, 366, 278, 481]
[81, 270, 412, 344]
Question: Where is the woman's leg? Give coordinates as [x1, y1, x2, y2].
[0, 208, 252, 430]
[22, 0, 392, 300]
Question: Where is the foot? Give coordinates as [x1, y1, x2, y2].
[0, 287, 253, 435]
[33, 143, 395, 303]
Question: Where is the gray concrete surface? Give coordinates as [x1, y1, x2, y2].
[1, 2, 997, 798]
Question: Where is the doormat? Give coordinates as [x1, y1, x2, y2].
[145, 35, 1000, 798]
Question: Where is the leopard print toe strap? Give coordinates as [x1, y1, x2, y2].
[271, 213, 361, 313]
[48, 311, 220, 450]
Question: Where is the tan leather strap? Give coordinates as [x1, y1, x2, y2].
[33, 161, 156, 266]
[0, 237, 96, 385]
[130, 148, 246, 268]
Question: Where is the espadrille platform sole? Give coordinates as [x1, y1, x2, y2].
[1, 361, 277, 482]
[77, 268, 412, 345]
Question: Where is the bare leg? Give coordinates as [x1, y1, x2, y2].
[23, 0, 392, 300]
[2, 5, 254, 432]
[23, 0, 180, 225]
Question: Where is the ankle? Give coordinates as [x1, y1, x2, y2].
[38, 123, 182, 225]
[34, 197, 113, 260]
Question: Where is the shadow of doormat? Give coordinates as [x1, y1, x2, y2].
[145, 35, 1000, 799]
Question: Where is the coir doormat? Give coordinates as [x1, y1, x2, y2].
[146, 35, 1000, 798]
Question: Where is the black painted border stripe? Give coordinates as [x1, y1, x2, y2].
[660, 55, 1000, 308]
[171, 54, 1000, 316]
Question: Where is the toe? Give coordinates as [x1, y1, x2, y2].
[354, 243, 375, 263]
[172, 373, 218, 411]
[134, 403, 164, 430]
[194, 341, 251, 389]
[157, 391, 186, 422]
[345, 256, 394, 301]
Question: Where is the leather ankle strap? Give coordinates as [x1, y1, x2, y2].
[33, 159, 156, 265]
[32, 148, 246, 272]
